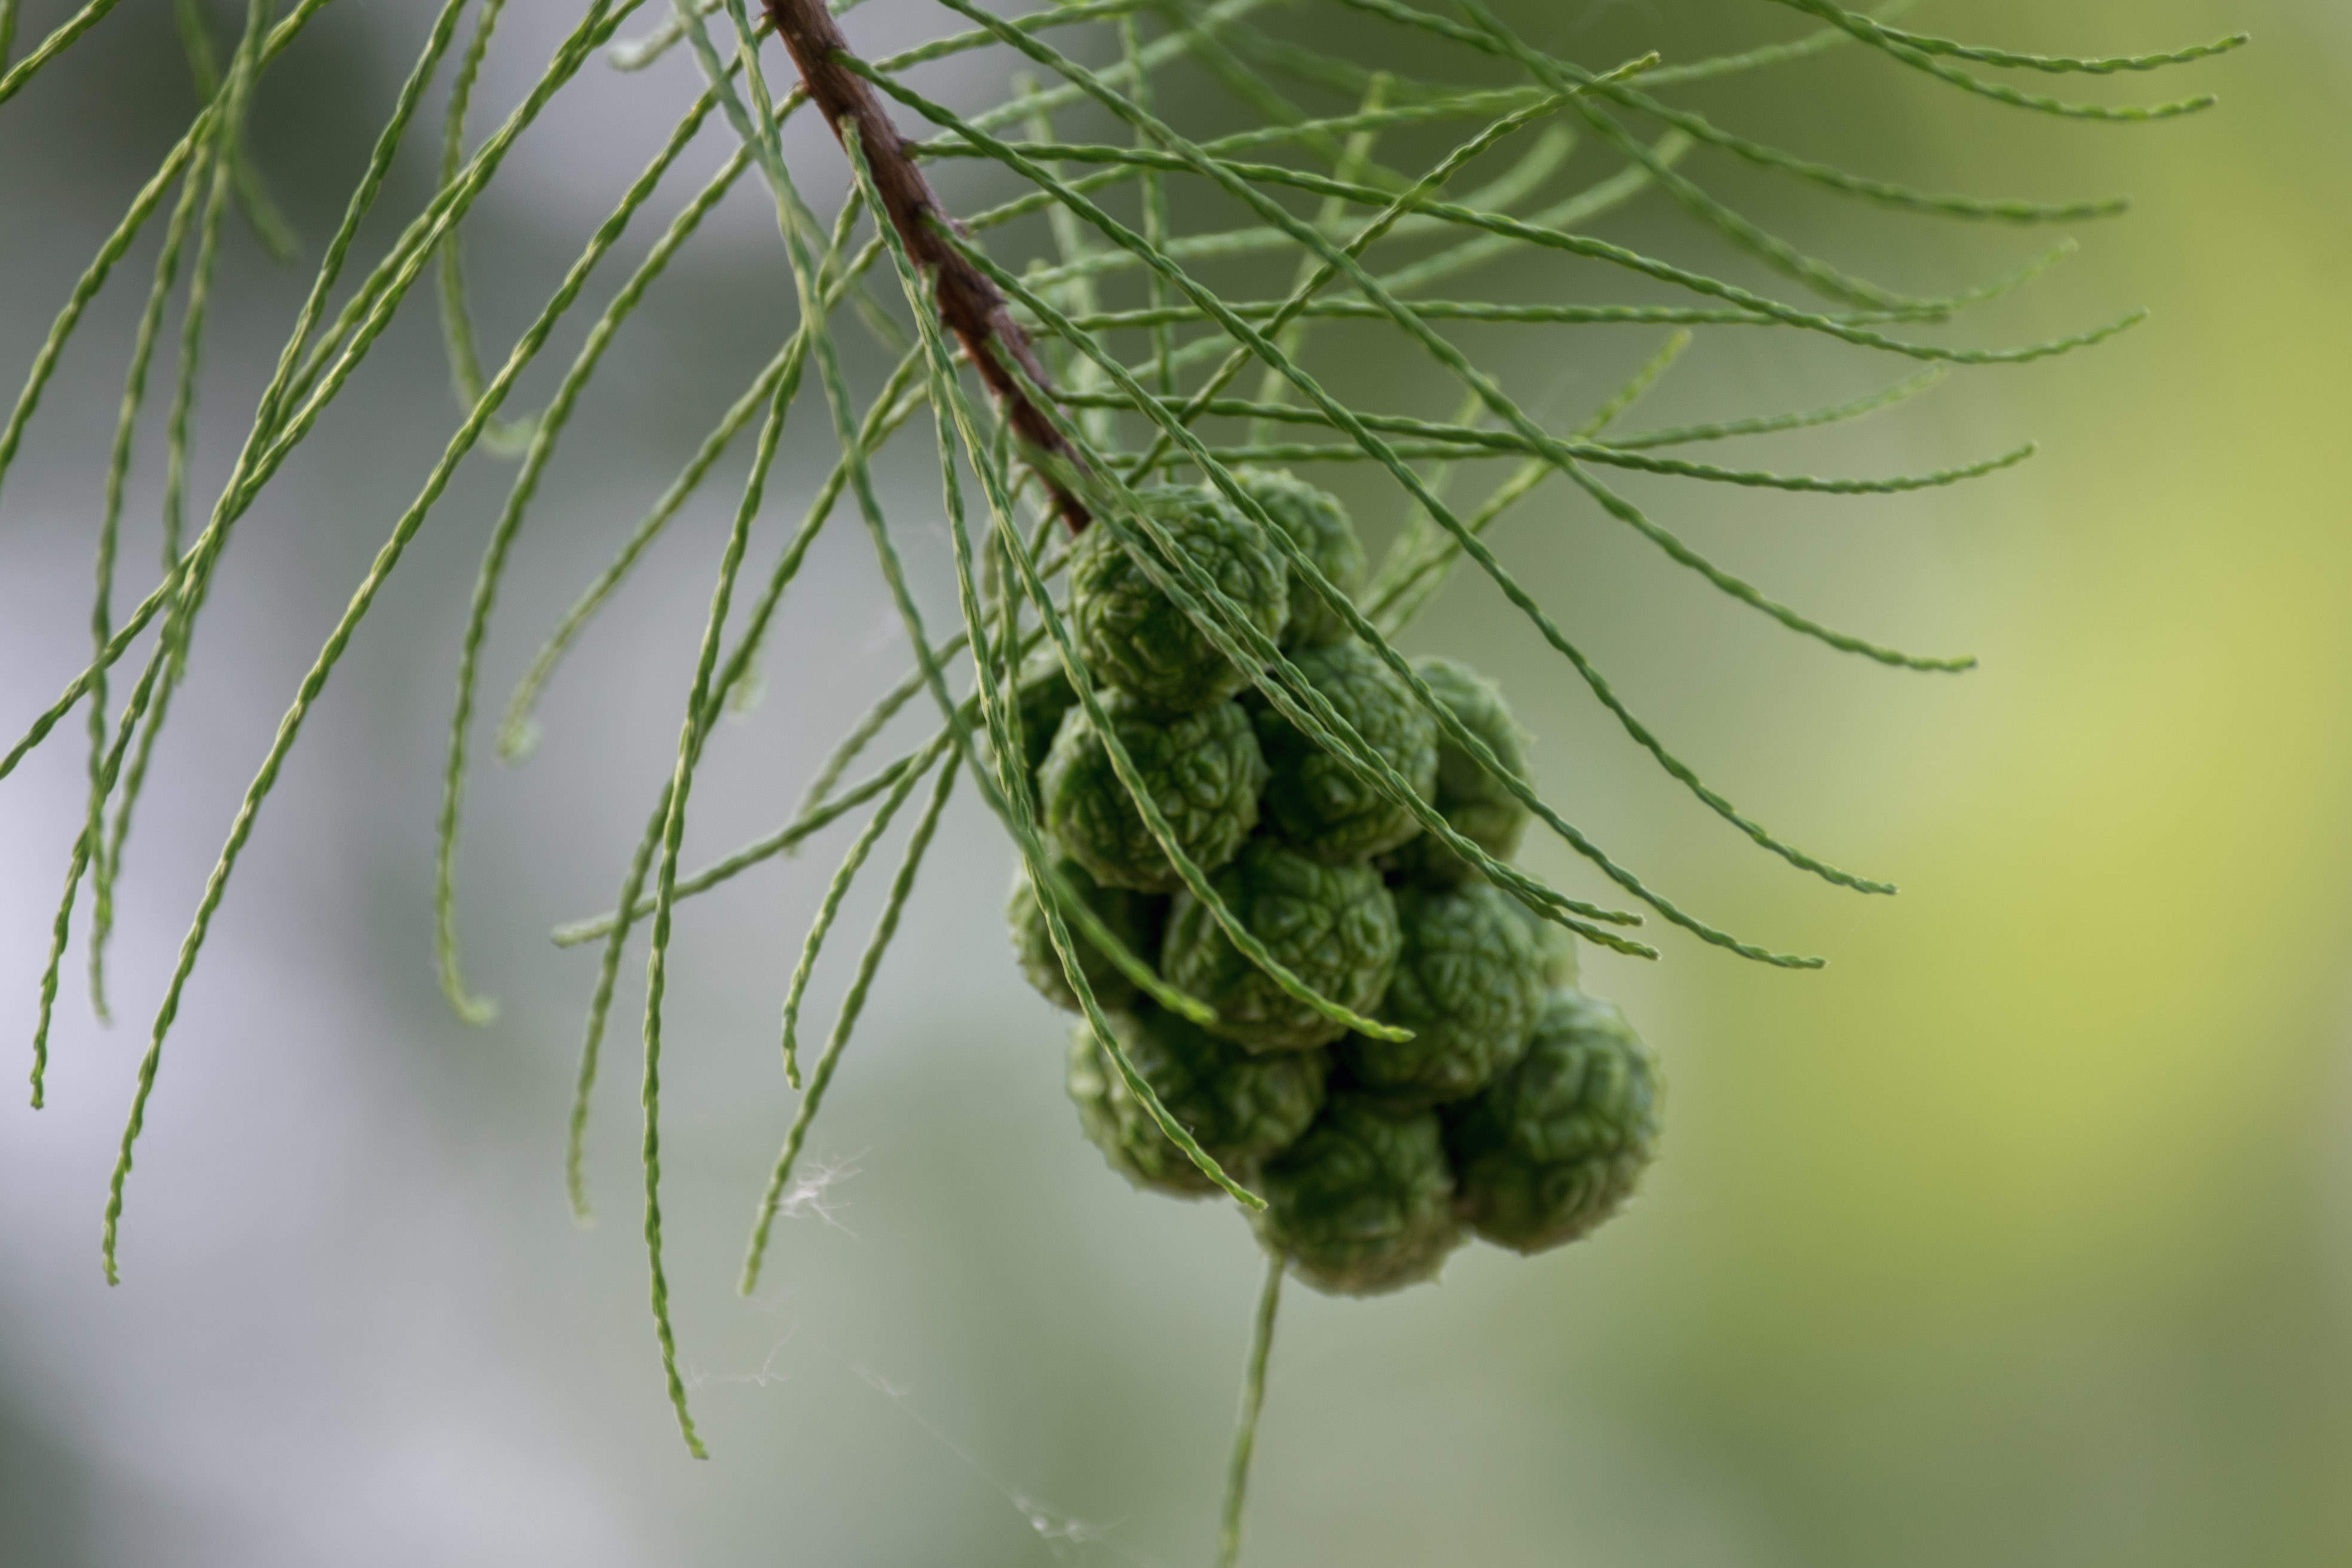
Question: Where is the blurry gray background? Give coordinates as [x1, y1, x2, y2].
[5, 1, 2351, 1564]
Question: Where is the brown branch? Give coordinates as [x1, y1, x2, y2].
[763, 0, 1093, 531]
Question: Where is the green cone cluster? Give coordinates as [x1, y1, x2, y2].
[1003, 473, 1662, 1295]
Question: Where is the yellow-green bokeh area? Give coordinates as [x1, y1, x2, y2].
[1340, 2, 2352, 1564]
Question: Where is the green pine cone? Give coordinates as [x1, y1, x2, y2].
[1067, 1006, 1330, 1198]
[1070, 486, 1290, 712]
[1444, 989, 1662, 1254]
[1039, 689, 1267, 893]
[1068, 1020, 1124, 1166]
[1340, 880, 1542, 1104]
[1233, 468, 1365, 650]
[1160, 836, 1399, 1053]
[1006, 857, 1166, 1013]
[1378, 657, 1532, 884]
[1252, 641, 1438, 863]
[1013, 653, 1078, 779]
[1255, 1091, 1462, 1296]
[1518, 902, 1579, 991]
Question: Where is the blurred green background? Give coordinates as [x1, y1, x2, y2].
[2, 1, 2348, 1564]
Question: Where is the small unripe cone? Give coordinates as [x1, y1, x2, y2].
[1255, 1091, 1462, 1296]
[1067, 1006, 1329, 1198]
[1039, 689, 1267, 893]
[1340, 880, 1542, 1105]
[1012, 653, 1077, 780]
[1445, 989, 1662, 1254]
[1378, 656, 1533, 885]
[1069, 485, 1289, 712]
[1518, 901, 1579, 990]
[1233, 468, 1365, 651]
[1252, 641, 1438, 863]
[1160, 836, 1399, 1054]
[1006, 858, 1166, 1013]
